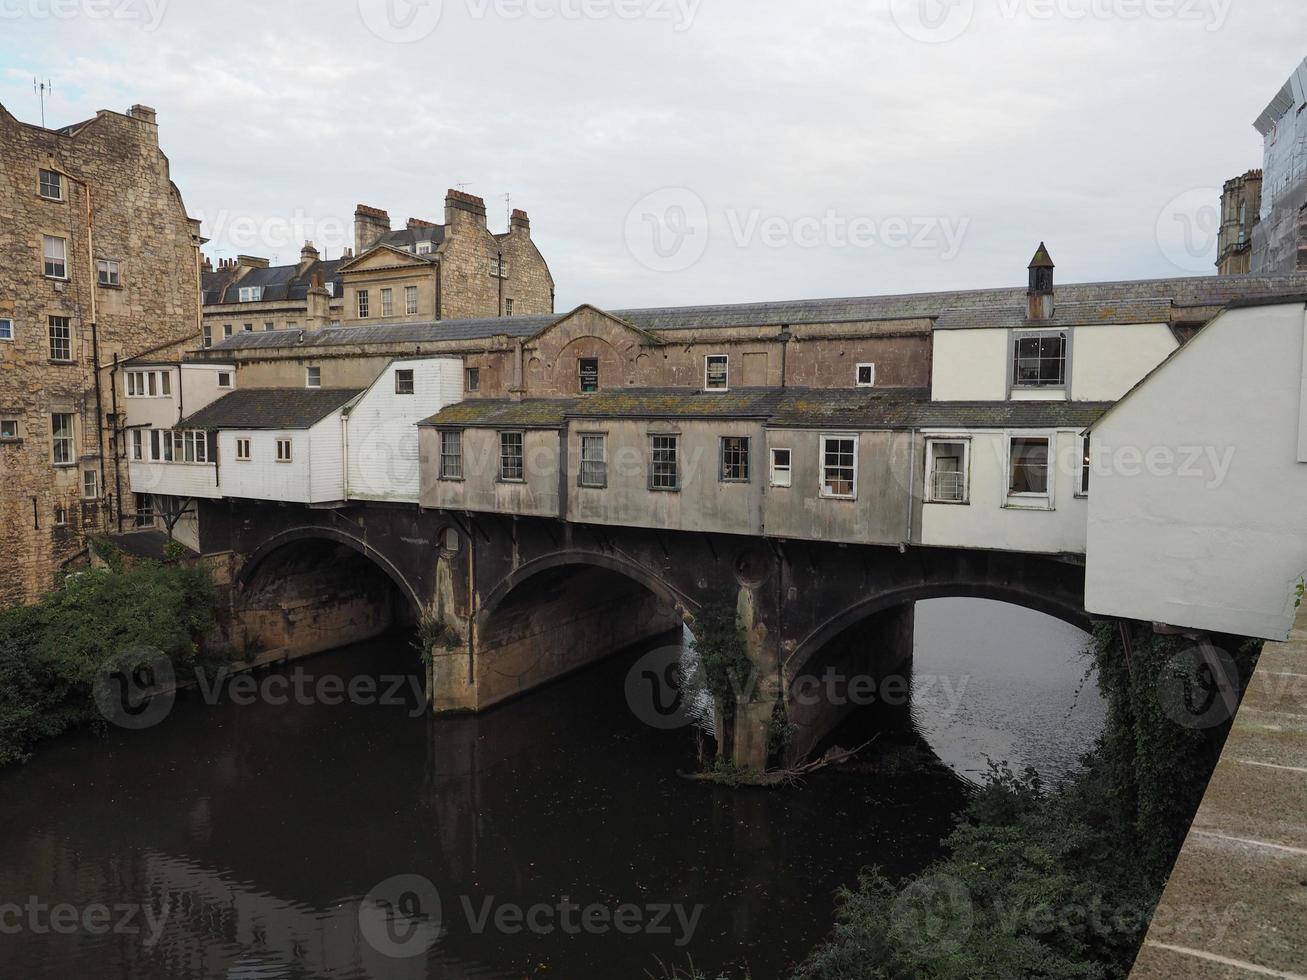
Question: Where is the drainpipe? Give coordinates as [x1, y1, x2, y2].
[497, 250, 504, 316]
[904, 428, 918, 546]
[435, 261, 443, 321]
[110, 352, 124, 531]
[779, 324, 792, 387]
[341, 409, 350, 500]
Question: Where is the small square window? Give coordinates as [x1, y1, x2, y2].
[97, 259, 121, 287]
[856, 363, 875, 387]
[243, 323, 253, 333]
[217, 372, 232, 389]
[1013, 332, 1067, 388]
[39, 169, 62, 200]
[223, 324, 233, 338]
[305, 367, 321, 388]
[770, 448, 792, 488]
[264, 321, 275, 332]
[0, 318, 13, 341]
[705, 354, 729, 391]
[395, 369, 414, 395]
[0, 418, 19, 440]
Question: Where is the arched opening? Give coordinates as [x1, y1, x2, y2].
[785, 588, 1099, 782]
[234, 532, 422, 661]
[472, 557, 689, 710]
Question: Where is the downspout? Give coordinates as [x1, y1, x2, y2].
[435, 260, 443, 321]
[497, 250, 504, 316]
[904, 428, 918, 546]
[779, 324, 791, 387]
[341, 408, 350, 500]
[110, 352, 124, 531]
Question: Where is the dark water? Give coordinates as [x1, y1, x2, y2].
[0, 599, 1099, 980]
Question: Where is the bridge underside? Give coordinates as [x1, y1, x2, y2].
[198, 499, 1089, 768]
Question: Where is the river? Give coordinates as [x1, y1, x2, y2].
[0, 598, 1101, 979]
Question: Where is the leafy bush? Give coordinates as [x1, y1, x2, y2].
[792, 622, 1260, 980]
[0, 562, 216, 767]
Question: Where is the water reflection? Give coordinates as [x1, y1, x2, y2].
[0, 598, 1101, 978]
[911, 597, 1105, 784]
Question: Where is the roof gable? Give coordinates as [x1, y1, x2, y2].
[338, 243, 436, 274]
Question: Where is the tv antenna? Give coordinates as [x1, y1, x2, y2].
[33, 78, 52, 127]
[504, 193, 512, 225]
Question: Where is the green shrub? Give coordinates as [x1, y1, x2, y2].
[0, 562, 216, 767]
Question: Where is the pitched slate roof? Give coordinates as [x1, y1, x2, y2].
[180, 388, 362, 430]
[202, 259, 345, 306]
[420, 387, 1109, 431]
[206, 272, 1307, 351]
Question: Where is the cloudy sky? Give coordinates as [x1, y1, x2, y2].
[1, 0, 1303, 311]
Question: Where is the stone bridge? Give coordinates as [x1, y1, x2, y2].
[198, 497, 1089, 768]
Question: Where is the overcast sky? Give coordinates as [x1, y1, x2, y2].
[2, 0, 1304, 311]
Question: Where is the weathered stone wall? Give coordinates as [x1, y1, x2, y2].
[0, 103, 200, 606]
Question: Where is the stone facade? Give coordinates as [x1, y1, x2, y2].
[200, 190, 554, 348]
[0, 102, 202, 607]
[1217, 170, 1262, 275]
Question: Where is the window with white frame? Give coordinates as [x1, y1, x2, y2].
[237, 286, 264, 302]
[276, 438, 293, 463]
[305, 366, 321, 388]
[0, 318, 12, 341]
[925, 439, 969, 504]
[264, 321, 275, 332]
[505, 299, 514, 316]
[357, 289, 370, 318]
[97, 259, 121, 287]
[1078, 435, 1091, 497]
[83, 469, 99, 499]
[0, 417, 19, 440]
[439, 430, 463, 480]
[855, 363, 876, 387]
[236, 437, 251, 461]
[705, 354, 729, 391]
[202, 325, 212, 348]
[217, 371, 232, 389]
[649, 434, 679, 490]
[381, 288, 394, 317]
[579, 433, 607, 488]
[39, 169, 62, 200]
[54, 506, 67, 527]
[1008, 436, 1051, 496]
[820, 435, 857, 499]
[1012, 331, 1068, 388]
[720, 437, 750, 482]
[48, 317, 71, 361]
[43, 236, 67, 278]
[499, 431, 525, 482]
[395, 369, 415, 395]
[286, 321, 297, 331]
[466, 368, 480, 392]
[405, 285, 418, 316]
[134, 493, 154, 527]
[182, 431, 208, 463]
[416, 241, 433, 255]
[51, 413, 74, 465]
[131, 429, 143, 460]
[770, 448, 792, 487]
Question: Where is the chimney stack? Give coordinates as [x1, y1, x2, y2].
[1027, 243, 1055, 321]
[354, 204, 391, 255]
[298, 240, 320, 273]
[445, 188, 488, 230]
[510, 208, 531, 236]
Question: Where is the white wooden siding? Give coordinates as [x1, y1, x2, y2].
[347, 358, 463, 502]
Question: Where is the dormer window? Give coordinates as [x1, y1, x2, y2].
[1012, 331, 1067, 388]
[238, 286, 264, 302]
[417, 241, 433, 255]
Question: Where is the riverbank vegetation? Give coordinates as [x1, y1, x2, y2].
[789, 622, 1261, 980]
[0, 557, 216, 767]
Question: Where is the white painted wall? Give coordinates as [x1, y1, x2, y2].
[346, 358, 463, 502]
[1085, 302, 1307, 640]
[310, 416, 346, 503]
[179, 363, 236, 416]
[218, 430, 313, 503]
[1070, 323, 1176, 401]
[127, 460, 220, 499]
[919, 429, 1089, 555]
[931, 329, 1008, 400]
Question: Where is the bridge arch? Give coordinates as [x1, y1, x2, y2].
[236, 526, 425, 619]
[475, 549, 696, 630]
